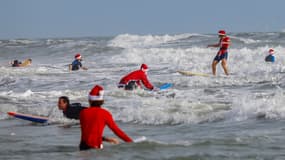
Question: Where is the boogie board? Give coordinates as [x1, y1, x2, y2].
[159, 83, 173, 90]
[7, 112, 48, 124]
[19, 59, 32, 67]
[177, 70, 209, 77]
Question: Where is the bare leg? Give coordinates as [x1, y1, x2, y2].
[212, 60, 219, 76]
[221, 59, 229, 75]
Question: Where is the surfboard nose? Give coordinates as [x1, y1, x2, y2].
[7, 112, 16, 116]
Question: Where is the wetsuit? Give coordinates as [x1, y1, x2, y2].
[118, 70, 154, 90]
[214, 36, 230, 62]
[265, 54, 275, 62]
[63, 103, 87, 120]
[79, 107, 133, 150]
[71, 59, 82, 71]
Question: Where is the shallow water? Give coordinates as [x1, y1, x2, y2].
[1, 32, 285, 159]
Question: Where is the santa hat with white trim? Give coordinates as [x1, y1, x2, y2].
[75, 53, 82, 60]
[218, 30, 226, 36]
[268, 48, 274, 54]
[88, 85, 104, 101]
[140, 63, 149, 72]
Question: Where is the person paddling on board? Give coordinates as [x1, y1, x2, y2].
[57, 96, 120, 145]
[10, 59, 32, 67]
[58, 96, 87, 120]
[265, 48, 275, 63]
[207, 30, 231, 76]
[118, 64, 158, 91]
[79, 85, 133, 150]
[69, 53, 88, 71]
[11, 60, 22, 67]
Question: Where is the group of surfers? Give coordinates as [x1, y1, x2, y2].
[10, 30, 277, 150]
[67, 29, 276, 77]
[10, 30, 276, 76]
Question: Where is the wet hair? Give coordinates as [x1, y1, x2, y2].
[28, 59, 32, 62]
[59, 96, 70, 106]
[89, 100, 104, 107]
[12, 60, 20, 67]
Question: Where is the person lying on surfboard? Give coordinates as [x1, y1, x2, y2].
[118, 63, 159, 91]
[69, 53, 88, 71]
[10, 59, 32, 67]
[207, 30, 231, 76]
[79, 85, 133, 150]
[57, 96, 120, 145]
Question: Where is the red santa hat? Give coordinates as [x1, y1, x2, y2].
[269, 48, 274, 54]
[140, 63, 149, 72]
[218, 30, 226, 36]
[75, 53, 82, 60]
[89, 85, 104, 101]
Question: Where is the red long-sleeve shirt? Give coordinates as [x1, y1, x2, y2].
[79, 107, 133, 149]
[119, 70, 154, 90]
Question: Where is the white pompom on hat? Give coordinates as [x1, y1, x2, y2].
[89, 85, 104, 101]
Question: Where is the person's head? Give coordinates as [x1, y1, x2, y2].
[74, 53, 82, 61]
[27, 59, 32, 63]
[13, 60, 19, 65]
[58, 96, 70, 111]
[88, 85, 104, 106]
[218, 30, 226, 38]
[12, 60, 20, 67]
[268, 48, 274, 55]
[140, 63, 149, 73]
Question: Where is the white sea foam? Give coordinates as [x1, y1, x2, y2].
[1, 33, 285, 124]
[108, 33, 198, 48]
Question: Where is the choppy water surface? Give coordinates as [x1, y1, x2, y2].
[1, 32, 285, 159]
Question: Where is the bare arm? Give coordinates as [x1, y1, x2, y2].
[103, 137, 120, 144]
[207, 43, 220, 48]
[68, 64, 72, 71]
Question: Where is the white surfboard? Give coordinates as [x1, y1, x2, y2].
[177, 70, 209, 77]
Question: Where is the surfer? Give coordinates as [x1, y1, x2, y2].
[118, 64, 158, 91]
[57, 96, 120, 145]
[265, 48, 275, 63]
[69, 53, 88, 71]
[207, 30, 231, 76]
[10, 59, 32, 67]
[79, 85, 133, 150]
[58, 96, 87, 120]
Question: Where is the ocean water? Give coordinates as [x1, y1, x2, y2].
[1, 32, 285, 159]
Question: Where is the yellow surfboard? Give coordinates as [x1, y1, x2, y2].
[19, 59, 32, 67]
[177, 70, 209, 77]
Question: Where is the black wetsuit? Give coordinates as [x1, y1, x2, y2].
[12, 60, 21, 67]
[71, 60, 82, 71]
[63, 103, 87, 119]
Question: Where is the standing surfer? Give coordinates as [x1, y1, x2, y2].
[207, 30, 231, 76]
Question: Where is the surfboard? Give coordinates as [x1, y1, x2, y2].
[177, 70, 209, 77]
[159, 83, 173, 90]
[19, 59, 32, 67]
[7, 112, 48, 124]
[133, 136, 147, 143]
